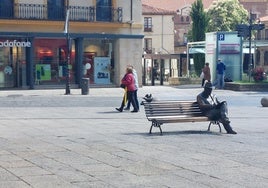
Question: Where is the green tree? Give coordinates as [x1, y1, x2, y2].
[207, 0, 248, 32]
[190, 0, 208, 76]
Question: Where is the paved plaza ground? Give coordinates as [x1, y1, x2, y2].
[0, 85, 267, 188]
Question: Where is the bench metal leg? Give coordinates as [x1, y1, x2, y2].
[208, 121, 222, 132]
[150, 121, 163, 135]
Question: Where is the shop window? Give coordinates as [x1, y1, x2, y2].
[34, 39, 75, 84]
[83, 39, 114, 84]
[83, 52, 96, 84]
[96, 0, 112, 22]
[0, 0, 13, 18]
[0, 40, 27, 88]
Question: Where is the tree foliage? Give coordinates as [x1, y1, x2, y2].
[207, 0, 248, 32]
[190, 0, 208, 41]
[188, 0, 248, 75]
[190, 0, 208, 75]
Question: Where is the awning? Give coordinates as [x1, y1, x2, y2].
[188, 47, 254, 54]
[188, 48, 205, 54]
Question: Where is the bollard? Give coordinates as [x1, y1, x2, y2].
[81, 78, 89, 95]
[261, 97, 268, 107]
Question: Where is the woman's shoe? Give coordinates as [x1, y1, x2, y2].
[131, 110, 138, 113]
[116, 108, 123, 112]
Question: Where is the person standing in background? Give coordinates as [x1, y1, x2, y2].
[201, 62, 211, 87]
[215, 58, 226, 89]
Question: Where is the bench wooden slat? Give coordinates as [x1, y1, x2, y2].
[146, 113, 203, 116]
[145, 108, 202, 112]
[145, 110, 203, 115]
[148, 116, 209, 123]
[142, 100, 221, 135]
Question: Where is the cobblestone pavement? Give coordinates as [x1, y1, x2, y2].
[0, 86, 267, 188]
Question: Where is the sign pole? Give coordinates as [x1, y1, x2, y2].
[248, 11, 253, 82]
[64, 9, 71, 95]
[235, 11, 265, 82]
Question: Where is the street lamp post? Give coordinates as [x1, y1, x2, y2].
[248, 12, 253, 82]
[64, 9, 71, 95]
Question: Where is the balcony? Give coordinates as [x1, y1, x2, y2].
[0, 3, 123, 23]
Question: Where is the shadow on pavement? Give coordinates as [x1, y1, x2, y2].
[123, 130, 222, 136]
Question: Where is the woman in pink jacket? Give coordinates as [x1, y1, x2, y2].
[116, 67, 139, 112]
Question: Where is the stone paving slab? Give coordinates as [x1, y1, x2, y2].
[0, 86, 267, 187]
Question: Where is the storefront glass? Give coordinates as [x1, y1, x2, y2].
[0, 37, 115, 88]
[34, 38, 75, 85]
[0, 39, 27, 88]
[83, 39, 114, 84]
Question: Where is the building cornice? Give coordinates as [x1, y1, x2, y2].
[0, 19, 143, 33]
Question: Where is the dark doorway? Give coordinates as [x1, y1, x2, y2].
[96, 0, 112, 22]
[243, 54, 254, 74]
[47, 0, 65, 20]
[0, 0, 14, 18]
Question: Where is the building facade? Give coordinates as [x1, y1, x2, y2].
[239, 0, 268, 18]
[142, 4, 179, 85]
[238, 0, 268, 73]
[0, 0, 143, 89]
[142, 0, 268, 83]
[141, 0, 216, 85]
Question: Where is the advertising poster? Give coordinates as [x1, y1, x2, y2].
[36, 64, 51, 81]
[217, 32, 242, 81]
[59, 65, 72, 77]
[206, 32, 242, 81]
[94, 57, 110, 84]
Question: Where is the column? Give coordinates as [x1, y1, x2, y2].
[26, 37, 34, 89]
[75, 37, 83, 87]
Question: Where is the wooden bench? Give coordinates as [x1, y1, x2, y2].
[143, 100, 222, 135]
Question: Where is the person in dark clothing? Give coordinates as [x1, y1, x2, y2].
[197, 82, 237, 134]
[214, 58, 226, 89]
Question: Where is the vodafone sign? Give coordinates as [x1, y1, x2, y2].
[0, 40, 31, 48]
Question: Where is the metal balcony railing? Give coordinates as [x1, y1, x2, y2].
[0, 3, 123, 23]
[17, 4, 46, 19]
[69, 5, 93, 21]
